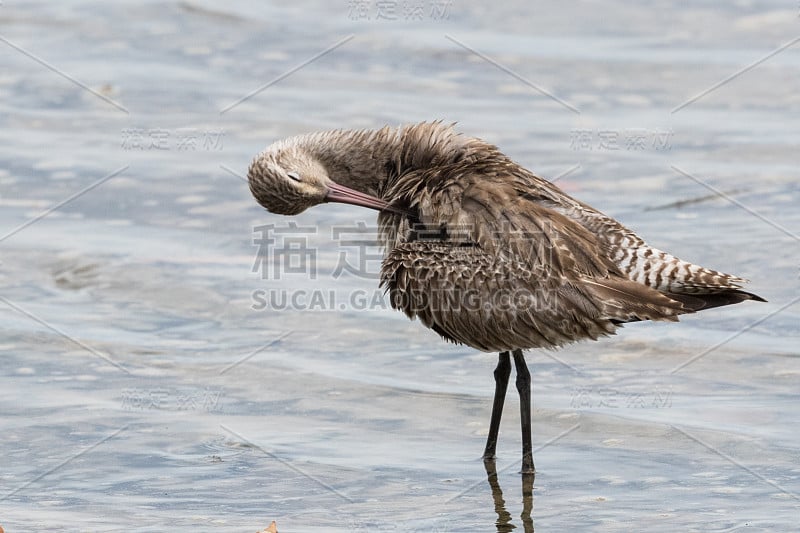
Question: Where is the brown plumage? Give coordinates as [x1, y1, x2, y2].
[248, 121, 765, 474]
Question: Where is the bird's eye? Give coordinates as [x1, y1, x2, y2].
[286, 171, 301, 182]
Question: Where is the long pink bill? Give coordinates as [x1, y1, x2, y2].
[324, 182, 407, 215]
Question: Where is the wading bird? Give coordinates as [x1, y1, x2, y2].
[247, 122, 764, 474]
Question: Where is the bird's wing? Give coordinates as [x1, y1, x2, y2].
[387, 167, 623, 279]
[505, 172, 760, 299]
[381, 239, 692, 352]
[379, 169, 696, 346]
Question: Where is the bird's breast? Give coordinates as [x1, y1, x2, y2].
[379, 241, 618, 352]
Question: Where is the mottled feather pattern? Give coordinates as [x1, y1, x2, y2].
[381, 241, 617, 352]
[373, 123, 760, 350]
[381, 240, 693, 352]
[250, 121, 763, 353]
[247, 121, 764, 473]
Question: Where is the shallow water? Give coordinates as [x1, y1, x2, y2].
[1, 1, 799, 531]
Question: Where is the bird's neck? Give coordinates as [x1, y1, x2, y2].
[292, 122, 481, 198]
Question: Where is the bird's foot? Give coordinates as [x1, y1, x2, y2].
[520, 454, 535, 475]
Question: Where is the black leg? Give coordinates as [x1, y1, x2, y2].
[513, 349, 535, 474]
[483, 352, 511, 461]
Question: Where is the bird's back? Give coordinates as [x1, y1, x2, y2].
[506, 168, 763, 309]
[377, 123, 763, 351]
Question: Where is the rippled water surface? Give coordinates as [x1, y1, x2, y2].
[1, 1, 799, 531]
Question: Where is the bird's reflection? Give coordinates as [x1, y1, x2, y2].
[484, 459, 534, 532]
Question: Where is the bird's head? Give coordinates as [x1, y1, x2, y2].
[247, 145, 331, 215]
[248, 143, 393, 216]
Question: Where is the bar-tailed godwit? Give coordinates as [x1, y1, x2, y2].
[248, 122, 764, 474]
